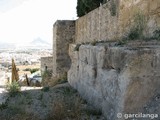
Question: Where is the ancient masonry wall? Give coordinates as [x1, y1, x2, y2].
[75, 0, 160, 43]
[75, 1, 118, 44]
[52, 0, 160, 77]
[52, 0, 160, 119]
[41, 56, 53, 74]
[52, 20, 75, 77]
[68, 43, 160, 120]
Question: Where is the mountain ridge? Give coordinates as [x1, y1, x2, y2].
[0, 38, 51, 49]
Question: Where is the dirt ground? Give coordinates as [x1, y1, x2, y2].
[0, 83, 105, 120]
[17, 64, 40, 76]
[17, 64, 40, 70]
[0, 71, 7, 104]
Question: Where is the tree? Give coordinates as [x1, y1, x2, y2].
[77, 0, 108, 17]
[77, 0, 101, 17]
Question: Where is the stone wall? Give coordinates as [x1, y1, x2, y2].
[51, 0, 160, 119]
[68, 43, 160, 119]
[75, 1, 118, 44]
[52, 20, 75, 77]
[41, 56, 53, 74]
[118, 0, 160, 39]
[75, 0, 160, 43]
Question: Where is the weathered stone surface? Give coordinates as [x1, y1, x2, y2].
[118, 0, 160, 39]
[75, 0, 160, 43]
[52, 20, 75, 77]
[51, 1, 160, 119]
[41, 56, 53, 74]
[68, 43, 160, 120]
[75, 2, 118, 44]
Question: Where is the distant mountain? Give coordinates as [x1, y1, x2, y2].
[29, 38, 51, 49]
[30, 38, 50, 45]
[0, 38, 52, 50]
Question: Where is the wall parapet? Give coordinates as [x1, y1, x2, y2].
[75, 2, 119, 44]
[75, 0, 160, 44]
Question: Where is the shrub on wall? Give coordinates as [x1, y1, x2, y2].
[128, 11, 147, 40]
[109, 0, 117, 16]
[42, 70, 52, 80]
[74, 44, 81, 51]
[153, 29, 160, 40]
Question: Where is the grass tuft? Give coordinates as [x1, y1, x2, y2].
[6, 81, 21, 97]
[0, 103, 8, 110]
[48, 95, 82, 120]
[153, 29, 160, 40]
[41, 86, 50, 92]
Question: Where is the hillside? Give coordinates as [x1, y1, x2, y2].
[0, 83, 105, 120]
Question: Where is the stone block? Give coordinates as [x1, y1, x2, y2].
[68, 43, 160, 120]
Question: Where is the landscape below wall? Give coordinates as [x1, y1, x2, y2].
[68, 42, 160, 119]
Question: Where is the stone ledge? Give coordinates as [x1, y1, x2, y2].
[68, 44, 160, 120]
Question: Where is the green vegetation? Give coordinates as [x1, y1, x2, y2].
[117, 39, 128, 46]
[23, 68, 31, 71]
[51, 73, 68, 86]
[0, 103, 8, 110]
[41, 86, 50, 92]
[41, 70, 52, 86]
[30, 68, 39, 74]
[0, 103, 38, 120]
[42, 70, 52, 80]
[85, 108, 102, 116]
[91, 40, 97, 46]
[74, 40, 110, 49]
[74, 44, 81, 51]
[50, 97, 82, 120]
[110, 0, 117, 16]
[153, 28, 160, 40]
[76, 0, 117, 17]
[48, 87, 83, 120]
[24, 68, 40, 73]
[6, 81, 21, 97]
[1, 83, 104, 119]
[77, 0, 108, 17]
[48, 86, 103, 120]
[61, 87, 77, 96]
[77, 0, 99, 17]
[128, 11, 146, 40]
[38, 93, 43, 101]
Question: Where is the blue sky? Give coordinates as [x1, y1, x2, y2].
[0, 0, 77, 44]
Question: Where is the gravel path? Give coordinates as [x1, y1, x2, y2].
[0, 71, 7, 104]
[0, 87, 7, 104]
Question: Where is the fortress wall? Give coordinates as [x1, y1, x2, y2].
[75, 0, 160, 44]
[52, 20, 75, 77]
[75, 2, 119, 43]
[41, 56, 53, 74]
